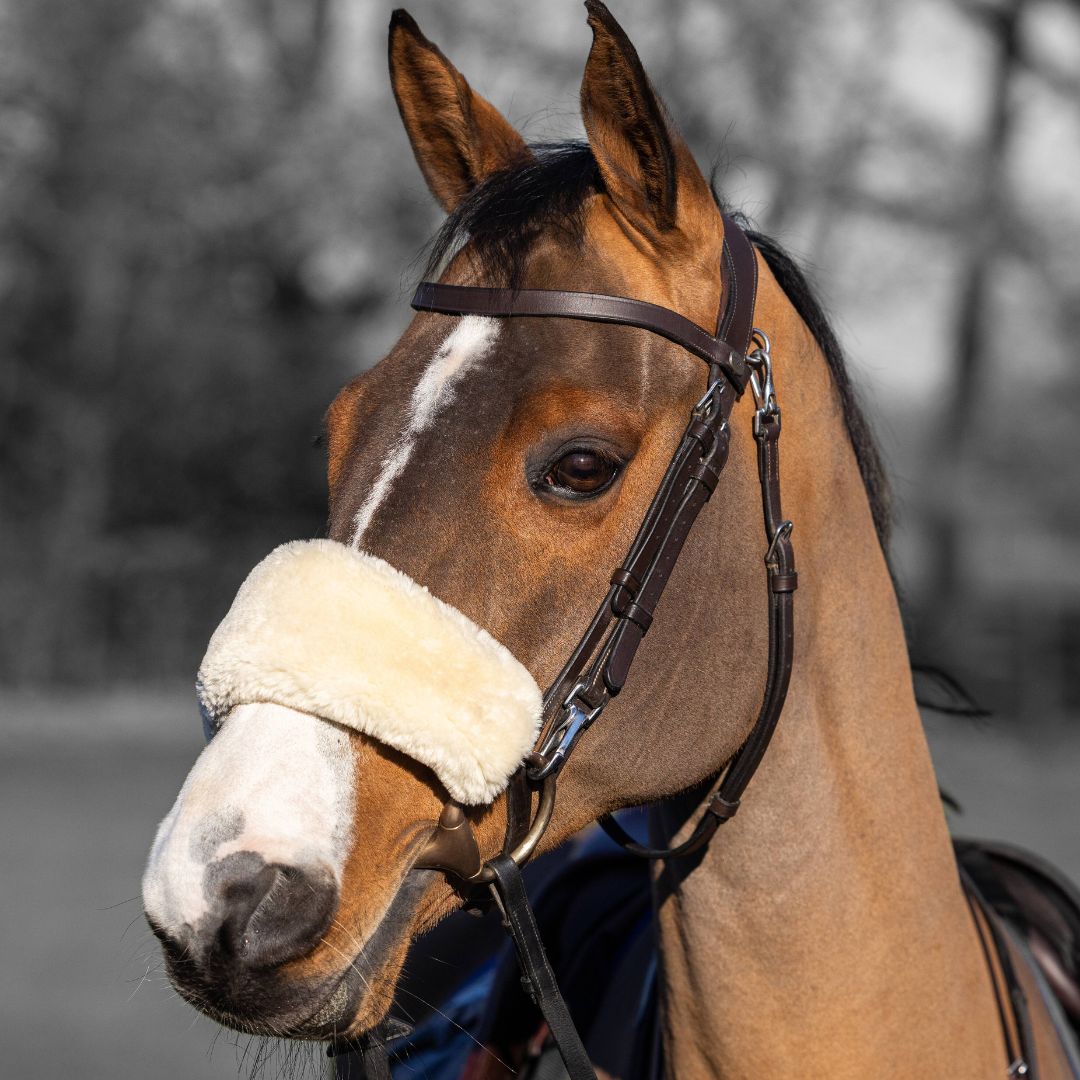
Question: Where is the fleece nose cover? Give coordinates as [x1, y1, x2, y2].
[196, 539, 543, 805]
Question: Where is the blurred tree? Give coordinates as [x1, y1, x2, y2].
[0, 0, 375, 682]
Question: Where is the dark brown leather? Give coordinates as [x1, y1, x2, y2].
[487, 854, 598, 1080]
[959, 849, 1039, 1078]
[958, 837, 1080, 1046]
[502, 764, 533, 855]
[411, 284, 749, 392]
[717, 213, 760, 355]
[710, 408, 795, 813]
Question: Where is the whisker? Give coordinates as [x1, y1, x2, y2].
[395, 985, 510, 1069]
[119, 909, 150, 942]
[99, 894, 141, 911]
[125, 958, 155, 1002]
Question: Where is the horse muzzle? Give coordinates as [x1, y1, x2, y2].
[143, 541, 544, 1036]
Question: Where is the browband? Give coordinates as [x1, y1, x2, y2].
[410, 214, 756, 393]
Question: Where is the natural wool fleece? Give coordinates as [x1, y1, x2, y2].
[196, 540, 543, 805]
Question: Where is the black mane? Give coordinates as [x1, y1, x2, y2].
[425, 142, 891, 551]
[425, 143, 602, 290]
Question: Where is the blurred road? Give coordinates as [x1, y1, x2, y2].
[1, 690, 1076, 1080]
[1, 691, 326, 1080]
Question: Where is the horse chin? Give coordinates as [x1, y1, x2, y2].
[156, 928, 401, 1042]
[156, 866, 431, 1043]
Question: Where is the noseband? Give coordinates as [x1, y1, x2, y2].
[334, 217, 798, 1077]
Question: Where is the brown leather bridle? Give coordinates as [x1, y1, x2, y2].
[412, 217, 795, 883]
[339, 216, 795, 1080]
[331, 218, 1039, 1080]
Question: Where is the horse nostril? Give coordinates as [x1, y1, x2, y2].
[203, 851, 338, 971]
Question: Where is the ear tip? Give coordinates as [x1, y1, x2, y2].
[583, 0, 613, 29]
[389, 8, 420, 36]
[584, 1, 632, 52]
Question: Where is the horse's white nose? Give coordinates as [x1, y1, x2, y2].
[142, 703, 355, 964]
[153, 852, 338, 972]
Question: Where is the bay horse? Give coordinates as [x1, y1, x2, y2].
[142, 3, 1080, 1077]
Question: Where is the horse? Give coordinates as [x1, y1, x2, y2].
[142, 3, 1080, 1077]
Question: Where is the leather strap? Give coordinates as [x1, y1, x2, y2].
[359, 1042, 391, 1080]
[502, 765, 533, 855]
[328, 1020, 410, 1077]
[599, 392, 796, 860]
[960, 852, 1038, 1078]
[717, 213, 760, 354]
[537, 375, 736, 726]
[488, 854, 598, 1080]
[412, 282, 749, 393]
[411, 213, 754, 394]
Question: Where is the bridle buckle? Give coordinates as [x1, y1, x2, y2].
[765, 520, 794, 566]
[692, 377, 725, 420]
[747, 328, 780, 433]
[529, 683, 606, 781]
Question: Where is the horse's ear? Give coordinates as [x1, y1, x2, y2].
[389, 9, 533, 212]
[580, 0, 715, 242]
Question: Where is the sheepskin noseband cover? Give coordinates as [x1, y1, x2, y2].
[197, 540, 543, 805]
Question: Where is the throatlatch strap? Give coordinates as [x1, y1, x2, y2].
[488, 855, 598, 1080]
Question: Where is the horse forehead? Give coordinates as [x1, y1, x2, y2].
[347, 315, 502, 545]
[327, 285, 667, 551]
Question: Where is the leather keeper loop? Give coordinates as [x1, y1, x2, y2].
[709, 794, 741, 821]
[685, 420, 715, 455]
[603, 620, 645, 695]
[690, 460, 722, 494]
[770, 573, 798, 593]
[620, 600, 653, 633]
[609, 567, 641, 596]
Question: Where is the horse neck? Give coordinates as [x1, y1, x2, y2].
[651, 307, 1007, 1079]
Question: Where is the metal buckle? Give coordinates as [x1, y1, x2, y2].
[746, 328, 779, 432]
[693, 377, 725, 420]
[529, 683, 605, 781]
[765, 520, 794, 566]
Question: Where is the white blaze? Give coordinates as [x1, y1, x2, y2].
[142, 703, 354, 936]
[351, 316, 500, 545]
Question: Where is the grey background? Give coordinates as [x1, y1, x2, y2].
[2, 0, 1078, 1077]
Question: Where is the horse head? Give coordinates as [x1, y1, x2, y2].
[143, 0, 805, 1044]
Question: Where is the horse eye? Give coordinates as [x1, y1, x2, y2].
[542, 449, 620, 497]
